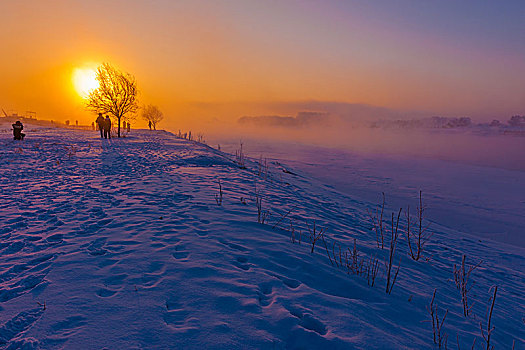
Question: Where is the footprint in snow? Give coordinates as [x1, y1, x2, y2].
[282, 278, 301, 289]
[217, 238, 249, 252]
[271, 273, 302, 289]
[194, 229, 208, 237]
[96, 288, 118, 298]
[172, 245, 190, 260]
[163, 297, 198, 332]
[0, 255, 54, 302]
[131, 273, 164, 288]
[257, 282, 274, 307]
[0, 307, 44, 346]
[128, 261, 166, 288]
[233, 256, 250, 271]
[87, 238, 108, 256]
[286, 306, 327, 336]
[49, 315, 87, 338]
[147, 261, 165, 274]
[45, 233, 64, 245]
[1, 240, 25, 255]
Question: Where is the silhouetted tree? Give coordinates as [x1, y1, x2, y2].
[86, 63, 138, 137]
[141, 104, 163, 130]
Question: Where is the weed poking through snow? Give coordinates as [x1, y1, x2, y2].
[427, 289, 449, 349]
[235, 142, 246, 169]
[479, 285, 498, 350]
[406, 191, 433, 261]
[306, 220, 326, 254]
[453, 254, 482, 317]
[385, 208, 402, 294]
[255, 189, 270, 224]
[215, 179, 223, 206]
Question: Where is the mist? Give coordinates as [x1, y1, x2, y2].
[174, 103, 525, 172]
[193, 108, 525, 247]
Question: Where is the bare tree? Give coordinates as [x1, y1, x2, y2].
[141, 104, 164, 130]
[86, 63, 139, 138]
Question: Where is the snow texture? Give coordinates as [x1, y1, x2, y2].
[0, 123, 523, 349]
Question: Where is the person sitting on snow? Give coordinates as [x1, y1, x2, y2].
[12, 121, 25, 140]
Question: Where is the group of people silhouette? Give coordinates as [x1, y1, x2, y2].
[10, 115, 134, 141]
[10, 114, 135, 141]
[95, 113, 112, 139]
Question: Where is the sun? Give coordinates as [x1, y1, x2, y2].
[72, 67, 99, 98]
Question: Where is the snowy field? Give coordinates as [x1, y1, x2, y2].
[212, 137, 525, 248]
[1, 123, 524, 349]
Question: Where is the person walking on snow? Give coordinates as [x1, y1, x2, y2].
[104, 115, 112, 139]
[96, 113, 105, 138]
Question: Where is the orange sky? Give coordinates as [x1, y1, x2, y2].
[1, 1, 524, 130]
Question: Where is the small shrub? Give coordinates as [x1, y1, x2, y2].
[257, 155, 269, 180]
[255, 189, 270, 224]
[365, 255, 380, 287]
[479, 286, 498, 350]
[235, 142, 246, 169]
[453, 254, 482, 317]
[306, 220, 325, 254]
[406, 191, 433, 261]
[385, 209, 402, 294]
[428, 289, 448, 349]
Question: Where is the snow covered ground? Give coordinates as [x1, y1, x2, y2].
[1, 123, 523, 349]
[212, 137, 525, 248]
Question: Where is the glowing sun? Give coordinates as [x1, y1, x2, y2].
[72, 67, 99, 98]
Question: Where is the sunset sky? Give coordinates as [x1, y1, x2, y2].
[1, 0, 524, 128]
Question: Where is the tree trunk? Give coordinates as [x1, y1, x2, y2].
[117, 116, 121, 138]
